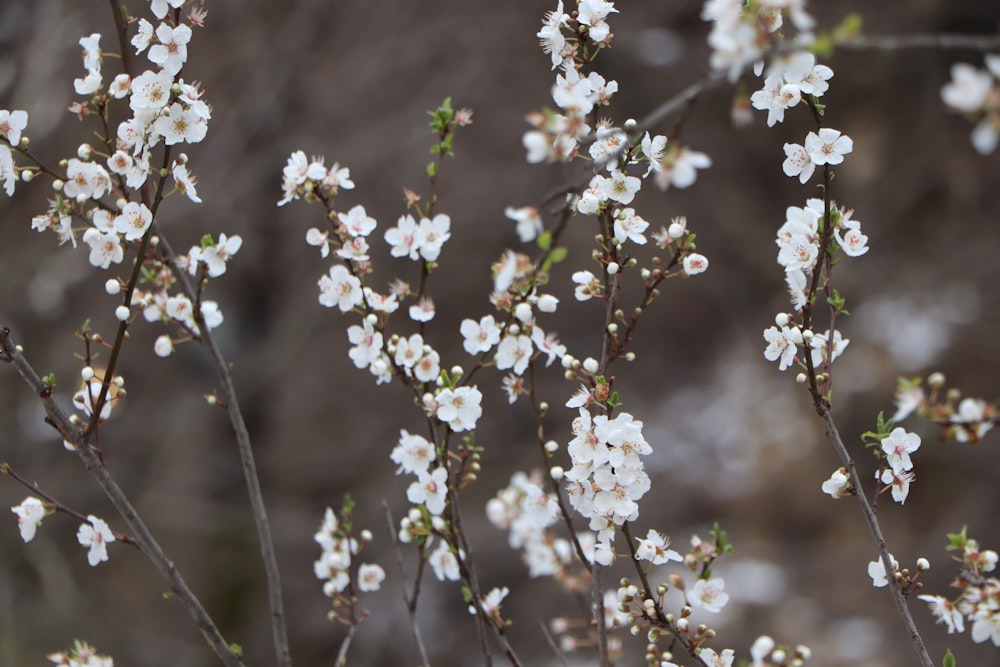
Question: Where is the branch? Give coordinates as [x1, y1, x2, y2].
[814, 404, 933, 667]
[381, 500, 431, 667]
[152, 226, 293, 667]
[0, 326, 244, 667]
[837, 33, 1000, 53]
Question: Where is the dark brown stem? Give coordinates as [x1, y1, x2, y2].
[152, 228, 292, 667]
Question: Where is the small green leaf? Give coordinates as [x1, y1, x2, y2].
[199, 234, 215, 248]
[536, 231, 553, 251]
[229, 644, 244, 659]
[946, 527, 969, 552]
[42, 373, 56, 389]
[547, 246, 568, 265]
[942, 648, 956, 667]
[426, 161, 437, 178]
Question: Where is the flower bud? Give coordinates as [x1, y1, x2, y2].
[115, 305, 130, 321]
[607, 323, 618, 335]
[514, 302, 532, 323]
[544, 440, 559, 453]
[583, 357, 599, 374]
[775, 312, 790, 327]
[607, 261, 620, 275]
[81, 366, 95, 381]
[624, 118, 637, 130]
[105, 279, 121, 295]
[77, 144, 92, 160]
[550, 466, 564, 480]
[916, 557, 930, 571]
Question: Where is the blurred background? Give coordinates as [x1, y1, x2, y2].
[1, 0, 1000, 665]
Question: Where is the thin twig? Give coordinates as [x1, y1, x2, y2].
[152, 226, 293, 667]
[837, 33, 1000, 53]
[381, 500, 431, 667]
[0, 326, 244, 667]
[813, 406, 933, 667]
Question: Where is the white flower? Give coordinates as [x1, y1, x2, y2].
[409, 296, 436, 322]
[129, 69, 173, 111]
[868, 553, 899, 587]
[428, 539, 460, 581]
[318, 265, 362, 312]
[198, 233, 242, 277]
[82, 229, 124, 269]
[77, 515, 115, 566]
[460, 315, 501, 355]
[880, 427, 921, 473]
[113, 201, 153, 241]
[782, 142, 814, 183]
[148, 22, 191, 76]
[599, 168, 641, 205]
[683, 253, 709, 276]
[822, 469, 850, 498]
[357, 563, 385, 592]
[699, 647, 735, 667]
[880, 467, 915, 504]
[346, 320, 383, 370]
[407, 466, 448, 515]
[805, 128, 853, 166]
[339, 204, 377, 237]
[634, 529, 682, 565]
[417, 213, 451, 261]
[572, 270, 601, 301]
[385, 214, 422, 260]
[150, 0, 185, 19]
[504, 205, 543, 242]
[687, 578, 729, 613]
[495, 334, 533, 376]
[613, 207, 649, 245]
[132, 19, 154, 53]
[390, 430, 435, 475]
[763, 325, 803, 371]
[0, 109, 28, 145]
[942, 63, 993, 112]
[918, 594, 965, 634]
[751, 74, 801, 127]
[11, 497, 45, 543]
[435, 386, 483, 432]
[154, 102, 207, 145]
[172, 162, 202, 203]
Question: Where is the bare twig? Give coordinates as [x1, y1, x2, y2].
[813, 405, 934, 667]
[0, 327, 244, 667]
[837, 33, 1000, 53]
[152, 226, 293, 667]
[381, 500, 431, 667]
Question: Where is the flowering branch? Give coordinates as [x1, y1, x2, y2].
[0, 326, 244, 667]
[152, 224, 293, 667]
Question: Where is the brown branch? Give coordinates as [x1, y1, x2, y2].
[813, 405, 933, 667]
[0, 326, 244, 667]
[152, 226, 293, 667]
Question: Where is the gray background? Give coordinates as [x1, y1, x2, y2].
[1, 1, 999, 666]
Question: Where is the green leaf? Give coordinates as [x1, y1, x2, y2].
[426, 161, 437, 178]
[547, 246, 568, 264]
[199, 234, 215, 248]
[42, 373, 56, 389]
[946, 526, 969, 552]
[942, 648, 956, 667]
[536, 231, 553, 251]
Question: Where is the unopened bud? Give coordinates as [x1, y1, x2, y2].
[550, 465, 564, 480]
[624, 118, 637, 130]
[927, 372, 945, 387]
[607, 261, 619, 275]
[582, 357, 599, 374]
[916, 557, 930, 571]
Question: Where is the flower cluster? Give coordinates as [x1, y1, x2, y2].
[702, 0, 816, 83]
[486, 471, 571, 578]
[313, 504, 385, 607]
[563, 408, 652, 565]
[893, 374, 997, 444]
[918, 530, 999, 644]
[941, 54, 1000, 154]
